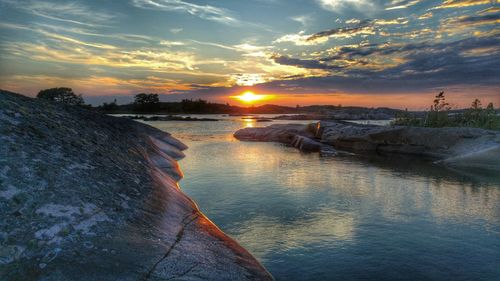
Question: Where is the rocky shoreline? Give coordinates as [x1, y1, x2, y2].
[0, 90, 272, 280]
[234, 121, 500, 171]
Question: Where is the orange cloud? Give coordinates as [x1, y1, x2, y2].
[432, 0, 497, 9]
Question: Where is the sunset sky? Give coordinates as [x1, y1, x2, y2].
[0, 0, 499, 109]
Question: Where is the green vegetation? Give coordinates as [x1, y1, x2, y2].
[37, 87, 85, 106]
[393, 92, 500, 130]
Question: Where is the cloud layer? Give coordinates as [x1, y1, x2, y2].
[131, 0, 238, 24]
[0, 0, 498, 107]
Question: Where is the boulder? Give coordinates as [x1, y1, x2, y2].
[234, 124, 328, 153]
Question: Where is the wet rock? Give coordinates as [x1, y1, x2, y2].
[291, 135, 322, 152]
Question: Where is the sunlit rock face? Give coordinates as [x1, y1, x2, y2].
[234, 124, 320, 152]
[0, 90, 272, 280]
[234, 121, 500, 172]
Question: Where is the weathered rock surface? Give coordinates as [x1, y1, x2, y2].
[234, 121, 500, 171]
[290, 135, 322, 152]
[0, 90, 272, 280]
[234, 124, 324, 152]
[235, 124, 314, 143]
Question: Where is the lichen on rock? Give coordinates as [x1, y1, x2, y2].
[0, 90, 272, 280]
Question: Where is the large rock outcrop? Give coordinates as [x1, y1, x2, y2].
[0, 90, 272, 280]
[234, 123, 324, 152]
[234, 121, 500, 171]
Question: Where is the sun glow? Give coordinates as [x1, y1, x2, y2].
[232, 91, 270, 103]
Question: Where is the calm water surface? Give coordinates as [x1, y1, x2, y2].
[146, 115, 500, 281]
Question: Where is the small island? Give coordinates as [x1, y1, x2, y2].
[234, 92, 500, 172]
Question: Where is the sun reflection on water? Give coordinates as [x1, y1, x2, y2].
[242, 117, 255, 128]
[148, 116, 500, 281]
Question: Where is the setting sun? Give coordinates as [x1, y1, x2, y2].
[232, 91, 270, 104]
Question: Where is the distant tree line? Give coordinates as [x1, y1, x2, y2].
[36, 88, 499, 130]
[107, 93, 237, 114]
[34, 89, 297, 114]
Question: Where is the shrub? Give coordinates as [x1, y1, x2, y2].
[37, 87, 85, 106]
[460, 101, 499, 130]
[100, 99, 119, 111]
[393, 92, 499, 130]
[133, 93, 159, 111]
[424, 91, 451, 128]
[393, 109, 423, 126]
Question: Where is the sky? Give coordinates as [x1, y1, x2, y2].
[0, 0, 499, 109]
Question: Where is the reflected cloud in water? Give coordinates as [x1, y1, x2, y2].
[232, 210, 356, 260]
[148, 116, 500, 281]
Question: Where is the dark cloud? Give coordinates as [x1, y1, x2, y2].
[307, 19, 375, 41]
[383, 38, 500, 81]
[266, 36, 500, 93]
[0, 0, 498, 104]
[125, 35, 500, 100]
[455, 13, 500, 24]
[271, 55, 344, 70]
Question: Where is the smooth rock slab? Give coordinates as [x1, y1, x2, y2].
[0, 90, 272, 280]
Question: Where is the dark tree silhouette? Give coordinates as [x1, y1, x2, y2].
[101, 99, 119, 111]
[471, 99, 482, 110]
[134, 93, 159, 111]
[134, 93, 159, 105]
[431, 91, 450, 112]
[37, 88, 84, 106]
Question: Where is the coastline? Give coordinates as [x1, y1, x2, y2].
[0, 90, 272, 280]
[234, 121, 500, 172]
